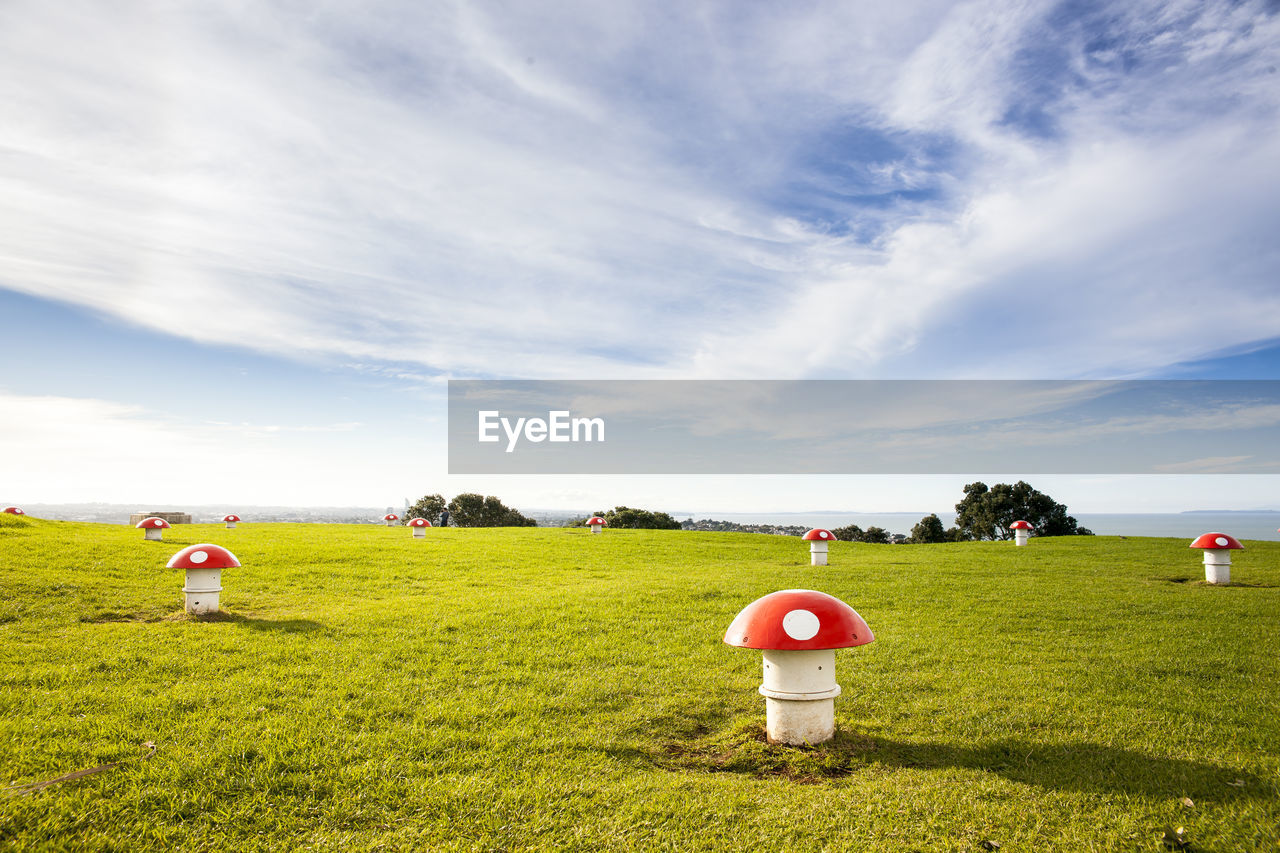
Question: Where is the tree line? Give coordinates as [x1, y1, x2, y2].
[403, 480, 1090, 539]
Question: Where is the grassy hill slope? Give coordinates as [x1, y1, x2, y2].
[1, 518, 1277, 851]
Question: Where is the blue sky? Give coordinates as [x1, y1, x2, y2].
[2, 0, 1279, 512]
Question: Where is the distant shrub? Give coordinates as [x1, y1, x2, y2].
[446, 493, 537, 527]
[585, 506, 682, 530]
[909, 513, 948, 544]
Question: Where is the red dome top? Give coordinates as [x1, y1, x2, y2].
[223, 514, 241, 523]
[136, 517, 171, 529]
[166, 543, 241, 570]
[587, 517, 606, 525]
[409, 518, 431, 527]
[3, 506, 24, 515]
[383, 514, 399, 521]
[1189, 532, 1243, 550]
[802, 528, 834, 541]
[1009, 520, 1033, 530]
[724, 589, 873, 650]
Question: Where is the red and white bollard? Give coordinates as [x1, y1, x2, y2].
[724, 589, 874, 745]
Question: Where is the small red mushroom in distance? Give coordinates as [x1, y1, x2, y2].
[802, 528, 835, 565]
[1009, 520, 1033, 547]
[383, 513, 399, 527]
[3, 506, 24, 516]
[587, 516, 606, 535]
[1190, 532, 1242, 585]
[223, 514, 241, 530]
[725, 589, 874, 745]
[136, 516, 171, 541]
[408, 517, 432, 538]
[167, 543, 241, 613]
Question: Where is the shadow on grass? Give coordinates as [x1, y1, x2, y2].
[1157, 576, 1275, 588]
[168, 610, 326, 634]
[656, 723, 1270, 799]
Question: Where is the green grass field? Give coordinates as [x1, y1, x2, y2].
[1, 515, 1277, 851]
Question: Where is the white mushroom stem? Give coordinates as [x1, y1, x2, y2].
[809, 540, 828, 566]
[759, 649, 840, 745]
[412, 526, 425, 538]
[183, 568, 223, 613]
[590, 525, 602, 535]
[145, 528, 163, 541]
[1014, 529, 1029, 546]
[1203, 551, 1231, 585]
[225, 521, 237, 529]
[385, 519, 395, 527]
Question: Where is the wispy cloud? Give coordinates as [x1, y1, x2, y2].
[1, 0, 1277, 381]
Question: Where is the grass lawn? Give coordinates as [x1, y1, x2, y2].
[1, 514, 1278, 851]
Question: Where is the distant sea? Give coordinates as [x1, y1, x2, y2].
[682, 511, 1280, 541]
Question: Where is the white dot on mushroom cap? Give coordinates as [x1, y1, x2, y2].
[819, 531, 829, 539]
[190, 550, 208, 564]
[1215, 536, 1229, 546]
[782, 609, 820, 641]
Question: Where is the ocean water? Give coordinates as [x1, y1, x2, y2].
[686, 511, 1280, 541]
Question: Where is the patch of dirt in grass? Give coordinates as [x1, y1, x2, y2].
[657, 722, 878, 782]
[79, 610, 166, 624]
[161, 610, 326, 632]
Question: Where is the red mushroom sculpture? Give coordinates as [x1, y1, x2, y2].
[1190, 532, 1242, 585]
[223, 514, 241, 530]
[2, 506, 24, 516]
[382, 513, 399, 528]
[1009, 520, 1033, 547]
[136, 516, 171, 541]
[724, 589, 874, 745]
[167, 543, 240, 613]
[408, 517, 432, 538]
[587, 516, 606, 535]
[802, 528, 835, 565]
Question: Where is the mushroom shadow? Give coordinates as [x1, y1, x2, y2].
[661, 726, 1270, 800]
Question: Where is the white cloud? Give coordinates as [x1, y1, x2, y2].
[1, 0, 1277, 385]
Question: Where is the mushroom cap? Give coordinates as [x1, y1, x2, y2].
[1189, 532, 1243, 550]
[383, 513, 399, 521]
[2, 506, 24, 515]
[408, 518, 431, 527]
[1009, 520, 1033, 530]
[802, 528, 834, 541]
[222, 514, 241, 523]
[136, 516, 171, 529]
[587, 517, 606, 525]
[166, 543, 241, 569]
[724, 589, 873, 650]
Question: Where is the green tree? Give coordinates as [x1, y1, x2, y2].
[832, 524, 864, 542]
[954, 480, 1089, 540]
[447, 493, 536, 527]
[909, 513, 948, 544]
[405, 493, 447, 525]
[599, 506, 681, 530]
[861, 526, 891, 545]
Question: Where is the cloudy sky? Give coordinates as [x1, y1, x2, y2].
[2, 0, 1279, 513]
